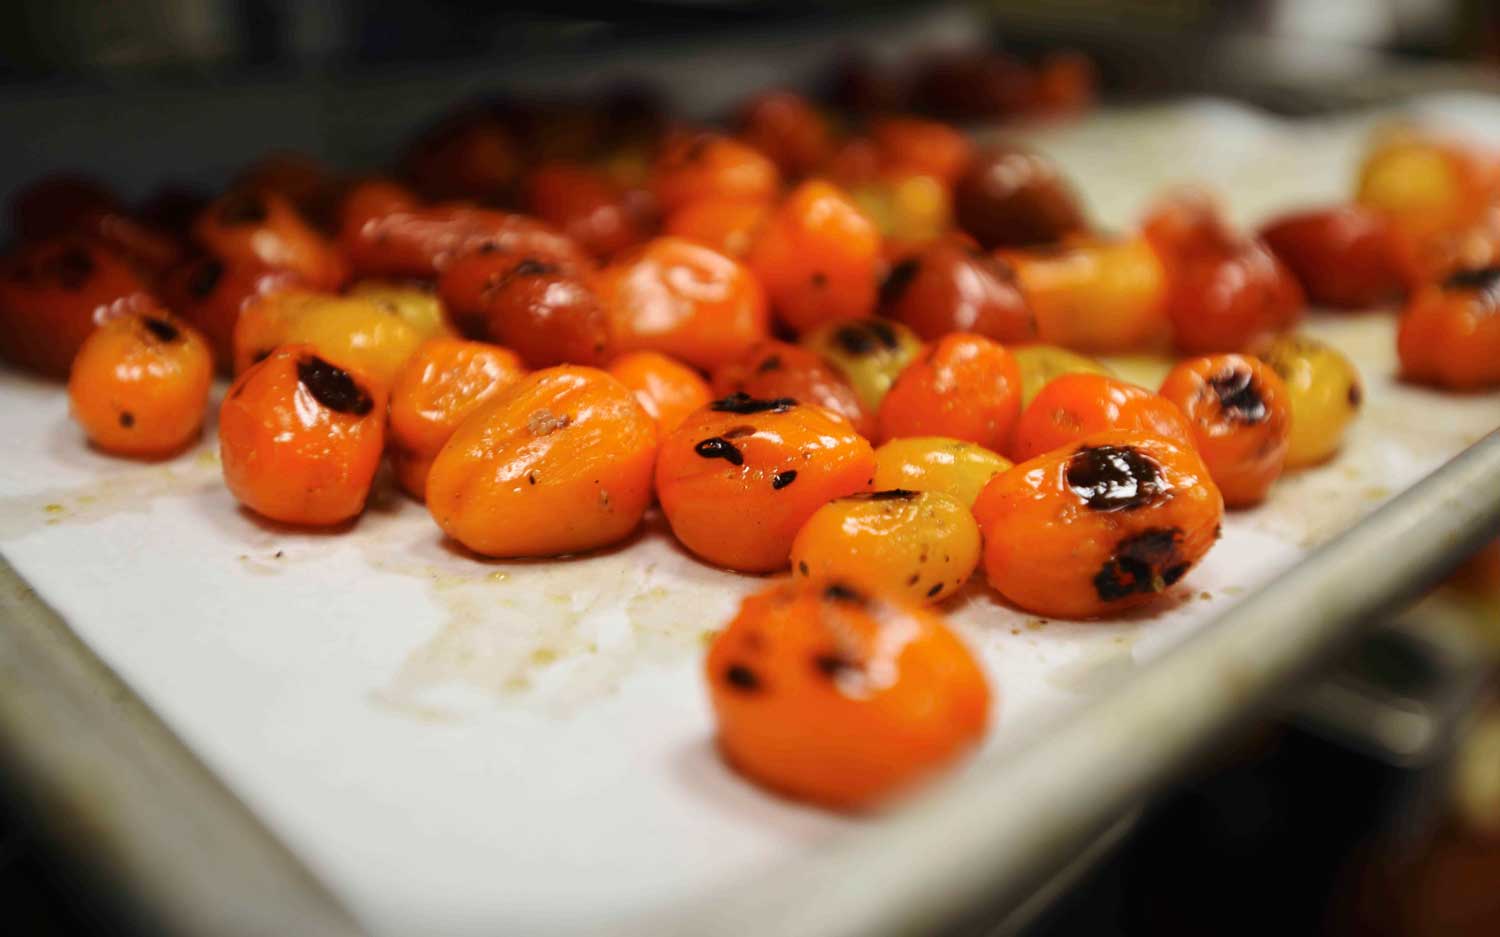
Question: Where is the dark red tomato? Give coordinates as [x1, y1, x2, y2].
[11, 174, 120, 241]
[954, 145, 1086, 249]
[735, 90, 837, 180]
[341, 202, 590, 281]
[1260, 206, 1409, 309]
[438, 251, 612, 368]
[401, 112, 522, 203]
[878, 239, 1035, 343]
[523, 161, 653, 262]
[712, 340, 874, 438]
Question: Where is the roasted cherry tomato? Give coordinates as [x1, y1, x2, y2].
[523, 161, 653, 262]
[192, 190, 347, 291]
[1002, 235, 1170, 353]
[438, 253, 612, 368]
[426, 366, 657, 557]
[954, 145, 1085, 249]
[1158, 355, 1291, 508]
[342, 201, 589, 281]
[911, 50, 1034, 121]
[232, 290, 425, 391]
[705, 577, 989, 810]
[1259, 206, 1409, 309]
[871, 436, 1012, 507]
[1397, 267, 1500, 390]
[849, 168, 953, 250]
[648, 132, 781, 215]
[801, 317, 922, 412]
[662, 197, 772, 258]
[1355, 132, 1500, 242]
[53, 206, 184, 280]
[656, 393, 875, 572]
[711, 341, 873, 438]
[1009, 373, 1194, 463]
[791, 490, 981, 604]
[11, 174, 120, 241]
[0, 237, 156, 378]
[1254, 333, 1363, 467]
[219, 345, 386, 526]
[597, 236, 769, 371]
[973, 430, 1224, 619]
[347, 281, 454, 341]
[138, 185, 210, 240]
[607, 350, 712, 435]
[386, 338, 527, 499]
[1390, 203, 1500, 287]
[877, 333, 1022, 451]
[1011, 344, 1113, 407]
[159, 256, 304, 372]
[735, 91, 836, 180]
[400, 113, 521, 204]
[67, 311, 212, 457]
[747, 180, 882, 334]
[878, 240, 1034, 344]
[233, 152, 342, 232]
[870, 117, 974, 187]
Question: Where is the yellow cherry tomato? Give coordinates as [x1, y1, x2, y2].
[348, 280, 456, 342]
[872, 436, 1012, 507]
[800, 317, 923, 412]
[1010, 343, 1114, 407]
[1255, 333, 1363, 468]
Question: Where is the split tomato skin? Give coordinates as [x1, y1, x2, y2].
[876, 333, 1023, 452]
[1158, 355, 1292, 508]
[1397, 267, 1500, 390]
[1009, 372, 1195, 463]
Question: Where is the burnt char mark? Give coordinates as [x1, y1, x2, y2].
[693, 437, 744, 466]
[118, 411, 135, 428]
[854, 488, 919, 501]
[926, 582, 943, 598]
[296, 356, 374, 415]
[1348, 382, 1363, 408]
[710, 392, 796, 415]
[831, 319, 900, 357]
[511, 258, 558, 278]
[1066, 445, 1167, 512]
[823, 582, 868, 606]
[1207, 367, 1267, 424]
[53, 247, 96, 290]
[772, 470, 798, 490]
[1442, 265, 1500, 298]
[878, 257, 921, 309]
[217, 192, 268, 225]
[724, 664, 761, 692]
[755, 354, 783, 373]
[187, 258, 224, 298]
[142, 317, 181, 343]
[814, 653, 861, 679]
[1093, 528, 1185, 602]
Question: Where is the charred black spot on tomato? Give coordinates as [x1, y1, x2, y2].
[218, 192, 268, 225]
[187, 258, 224, 298]
[926, 582, 943, 597]
[710, 392, 796, 414]
[832, 319, 900, 356]
[118, 411, 135, 428]
[853, 488, 919, 501]
[142, 317, 181, 343]
[1208, 367, 1267, 423]
[53, 247, 96, 290]
[755, 354, 783, 373]
[724, 664, 761, 692]
[823, 582, 867, 606]
[811, 272, 828, 288]
[772, 470, 798, 490]
[878, 257, 921, 308]
[511, 258, 558, 278]
[1066, 445, 1167, 511]
[296, 356, 374, 415]
[1093, 527, 1185, 602]
[251, 348, 272, 366]
[1347, 382, 1363, 408]
[797, 560, 810, 576]
[694, 437, 744, 466]
[1442, 265, 1500, 299]
[814, 653, 861, 679]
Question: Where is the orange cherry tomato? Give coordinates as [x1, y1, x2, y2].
[705, 577, 989, 810]
[876, 333, 1022, 451]
[192, 190, 348, 291]
[426, 366, 657, 557]
[1009, 373, 1195, 463]
[973, 430, 1224, 619]
[337, 178, 422, 241]
[596, 236, 769, 371]
[1355, 133, 1500, 243]
[1001, 235, 1170, 353]
[159, 256, 304, 373]
[711, 341, 873, 438]
[438, 253, 613, 368]
[342, 201, 590, 281]
[735, 91, 837, 180]
[523, 161, 653, 262]
[1389, 204, 1500, 288]
[67, 311, 212, 457]
[649, 131, 781, 215]
[219, 344, 386, 526]
[607, 350, 712, 434]
[1397, 268, 1500, 390]
[825, 136, 883, 189]
[1158, 355, 1292, 507]
[662, 197, 772, 258]
[656, 393, 876, 572]
[401, 113, 522, 203]
[878, 240, 1035, 343]
[0, 237, 157, 378]
[387, 338, 527, 499]
[1259, 206, 1409, 309]
[747, 180, 882, 334]
[954, 145, 1086, 249]
[869, 116, 974, 187]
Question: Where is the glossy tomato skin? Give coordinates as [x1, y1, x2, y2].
[871, 436, 1011, 507]
[711, 341, 873, 438]
[869, 117, 974, 187]
[876, 333, 1023, 452]
[342, 200, 590, 282]
[705, 578, 989, 810]
[1158, 355, 1292, 507]
[1009, 373, 1195, 463]
[1355, 133, 1500, 243]
[878, 240, 1034, 343]
[438, 252, 613, 369]
[649, 132, 781, 215]
[523, 161, 654, 262]
[231, 290, 427, 394]
[1002, 235, 1170, 353]
[159, 256, 304, 373]
[1260, 206, 1409, 309]
[954, 145, 1085, 249]
[607, 351, 712, 435]
[656, 394, 875, 573]
[973, 430, 1224, 619]
[192, 190, 348, 291]
[1397, 267, 1500, 390]
[662, 197, 772, 258]
[1010, 344, 1113, 408]
[801, 317, 923, 413]
[1253, 333, 1363, 467]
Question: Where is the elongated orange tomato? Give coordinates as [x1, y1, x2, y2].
[219, 345, 386, 526]
[711, 341, 873, 438]
[876, 333, 1022, 451]
[426, 366, 657, 557]
[607, 351, 712, 434]
[662, 197, 772, 258]
[343, 201, 590, 281]
[387, 339, 527, 499]
[597, 237, 769, 371]
[1158, 355, 1291, 508]
[193, 190, 347, 290]
[68, 311, 212, 457]
[1398, 267, 1500, 390]
[706, 578, 990, 810]
[973, 430, 1224, 619]
[1009, 373, 1194, 463]
[747, 180, 882, 334]
[656, 393, 875, 572]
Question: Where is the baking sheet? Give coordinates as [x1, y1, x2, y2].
[1, 98, 1498, 936]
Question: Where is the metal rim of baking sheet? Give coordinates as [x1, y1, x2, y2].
[1, 430, 1499, 937]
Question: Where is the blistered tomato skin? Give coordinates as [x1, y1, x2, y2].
[1010, 344, 1113, 408]
[791, 490, 981, 604]
[656, 394, 876, 573]
[747, 180, 883, 335]
[876, 333, 1023, 452]
[68, 312, 212, 457]
[1158, 355, 1291, 508]
[159, 256, 304, 373]
[1259, 206, 1409, 309]
[0, 237, 157, 378]
[1010, 373, 1195, 463]
[387, 339, 527, 500]
[712, 340, 873, 438]
[607, 351, 712, 435]
[872, 436, 1012, 507]
[438, 253, 612, 369]
[1397, 268, 1500, 390]
[801, 318, 923, 412]
[597, 237, 769, 371]
[954, 146, 1086, 249]
[426, 366, 657, 558]
[219, 345, 385, 526]
[878, 241, 1034, 344]
[192, 190, 348, 291]
[735, 91, 836, 180]
[1002, 236, 1170, 353]
[973, 430, 1224, 619]
[1255, 333, 1363, 467]
[649, 132, 781, 215]
[705, 578, 989, 810]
